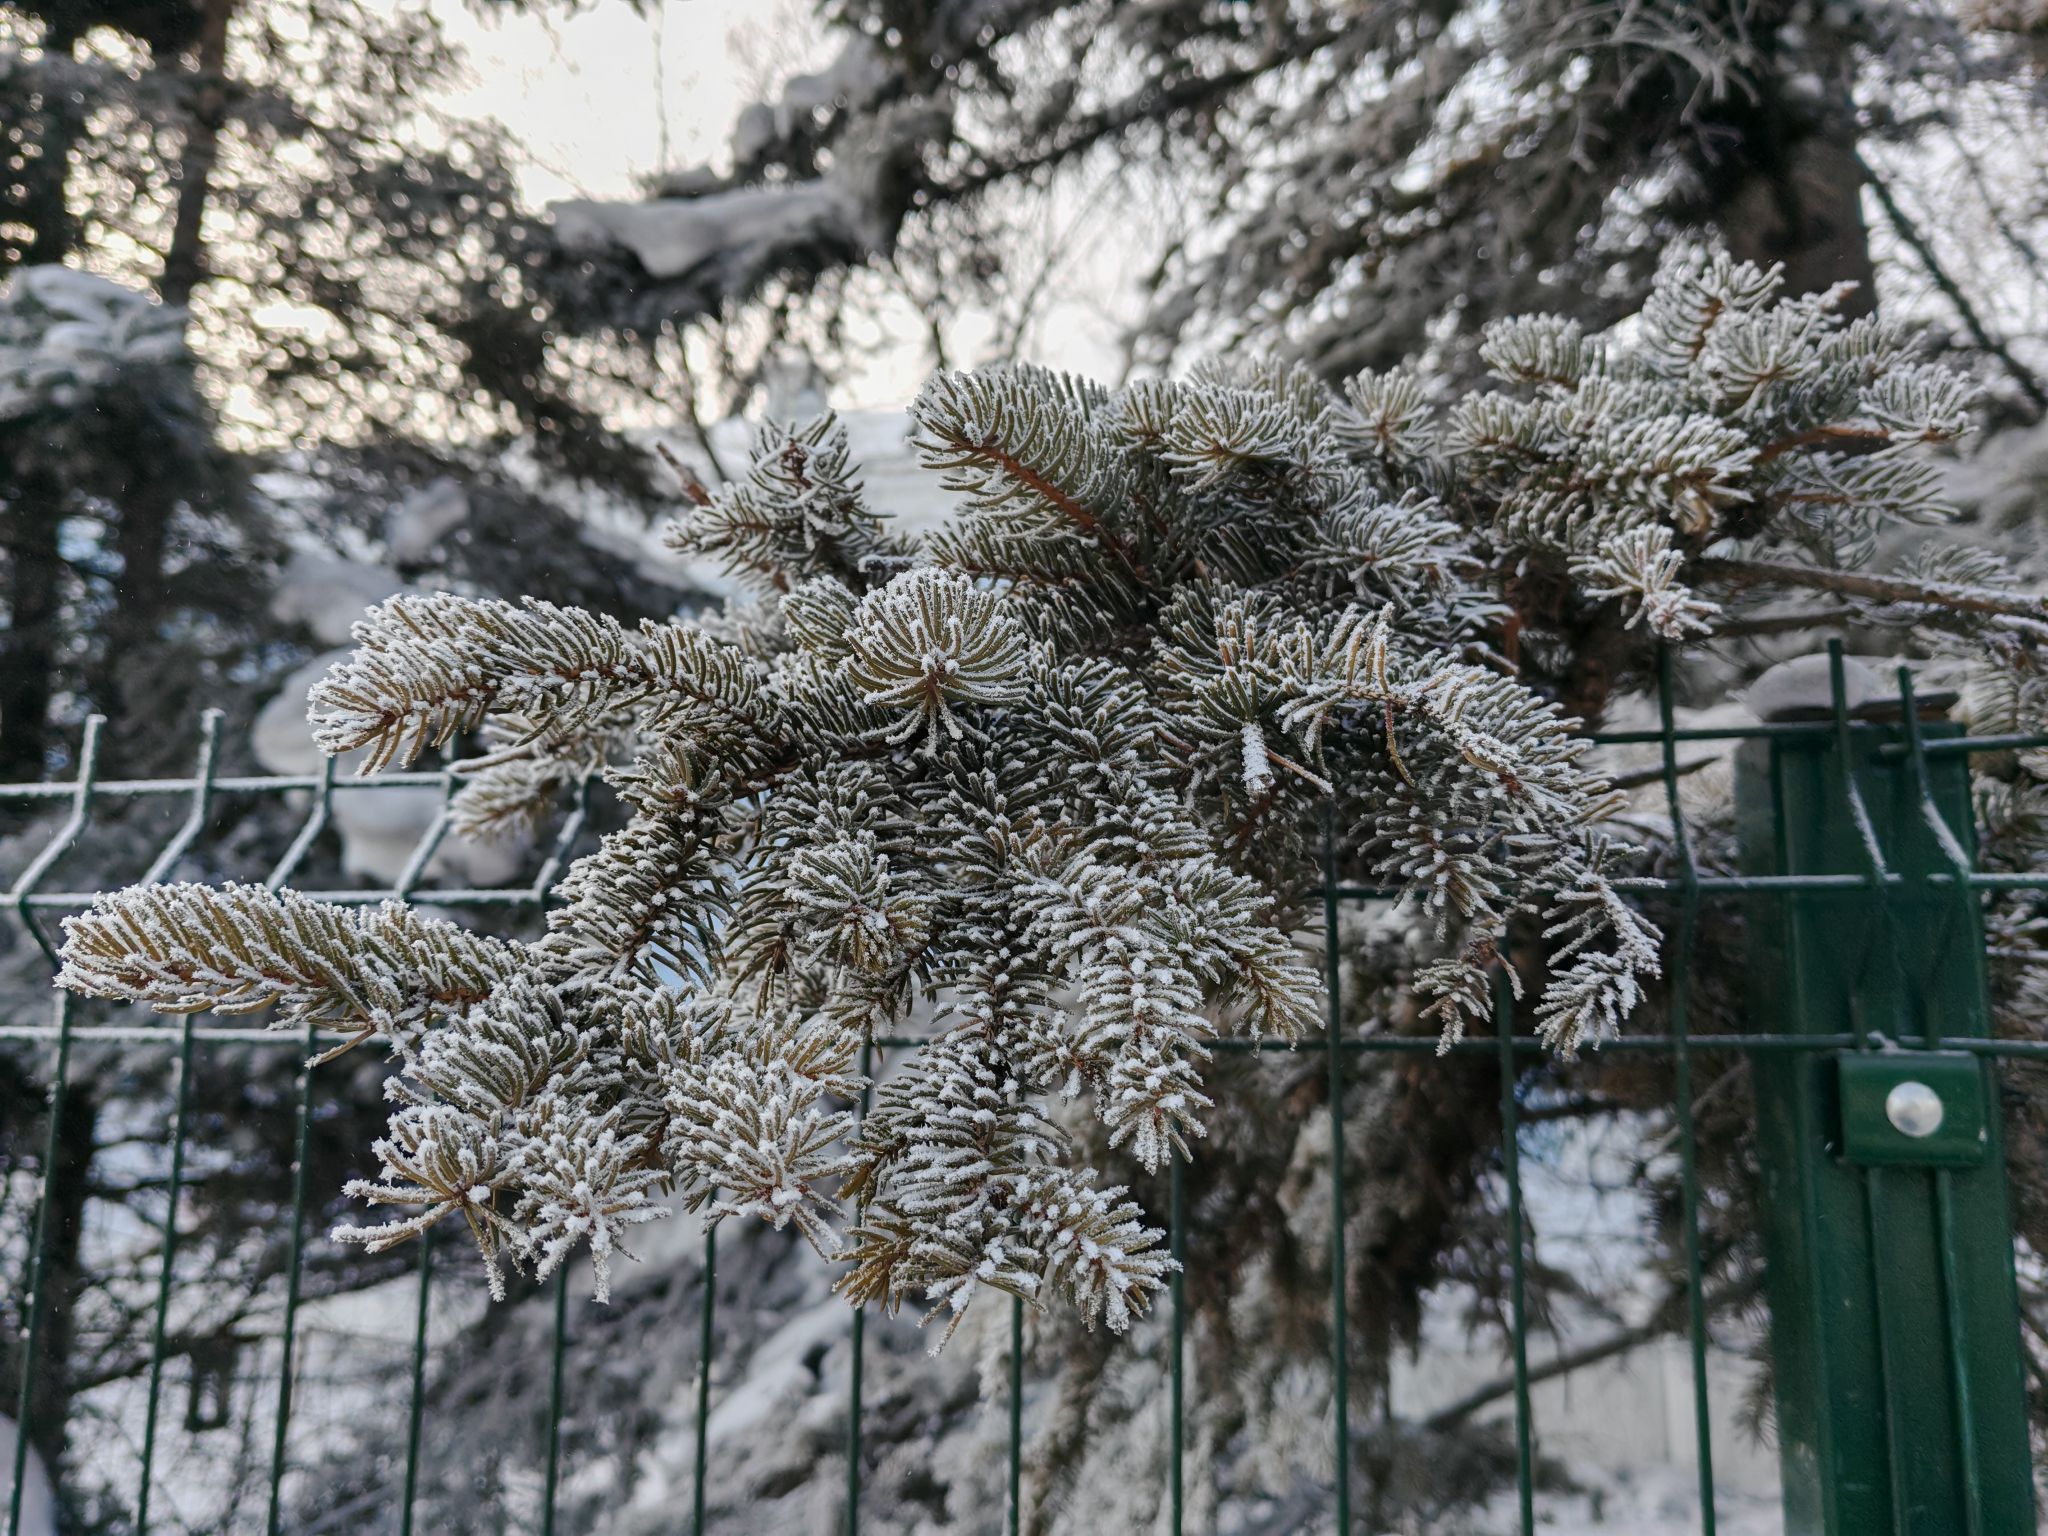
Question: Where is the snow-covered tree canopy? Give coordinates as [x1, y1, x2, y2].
[55, 252, 2044, 1340]
[0, 266, 208, 489]
[550, 0, 2048, 408]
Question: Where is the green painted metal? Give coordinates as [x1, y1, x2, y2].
[1007, 1294, 1024, 1536]
[255, 741, 335, 1536]
[542, 1264, 569, 1536]
[399, 1226, 435, 1536]
[1168, 1154, 1184, 1534]
[1494, 970, 1535, 1536]
[1658, 647, 1719, 1536]
[6, 993, 74, 1536]
[1837, 1053, 1988, 1168]
[263, 1015, 319, 1536]
[7, 718, 101, 1536]
[845, 1033, 873, 1536]
[694, 1225, 715, 1536]
[135, 710, 221, 1534]
[1737, 661, 2034, 1535]
[1320, 803, 1351, 1532]
[134, 1010, 195, 1536]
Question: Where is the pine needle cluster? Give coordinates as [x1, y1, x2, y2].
[58, 251, 2006, 1335]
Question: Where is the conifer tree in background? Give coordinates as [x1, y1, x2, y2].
[0, 0, 663, 781]
[59, 253, 2046, 1343]
[0, 0, 698, 1487]
[558, 0, 2048, 417]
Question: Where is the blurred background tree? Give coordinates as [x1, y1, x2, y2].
[0, 0, 676, 782]
[550, 1, 2048, 414]
[0, 1, 698, 1504]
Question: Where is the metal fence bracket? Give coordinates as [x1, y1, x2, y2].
[1837, 1051, 1989, 1169]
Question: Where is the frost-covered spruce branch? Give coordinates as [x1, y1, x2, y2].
[58, 258, 1994, 1332]
[1434, 245, 1983, 641]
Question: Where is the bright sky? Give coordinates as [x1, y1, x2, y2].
[432, 0, 822, 204]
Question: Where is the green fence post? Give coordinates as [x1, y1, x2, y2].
[1736, 664, 2033, 1536]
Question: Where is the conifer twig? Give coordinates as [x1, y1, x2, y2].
[1694, 556, 2048, 622]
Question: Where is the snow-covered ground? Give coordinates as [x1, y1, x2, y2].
[41, 1087, 1795, 1534]
[0, 1417, 56, 1536]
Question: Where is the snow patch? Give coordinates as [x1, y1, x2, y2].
[252, 649, 528, 889]
[271, 553, 421, 648]
[386, 476, 470, 564]
[0, 265, 187, 420]
[552, 183, 864, 282]
[0, 1417, 55, 1536]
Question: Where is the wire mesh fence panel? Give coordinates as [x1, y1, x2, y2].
[2, 644, 2046, 1535]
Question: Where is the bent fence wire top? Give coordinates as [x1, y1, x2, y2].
[4, 644, 2047, 1536]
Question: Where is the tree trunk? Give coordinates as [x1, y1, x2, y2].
[158, 0, 236, 308]
[99, 477, 180, 775]
[0, 17, 87, 782]
[11, 18, 85, 267]
[0, 481, 67, 782]
[1720, 128, 1878, 316]
[20, 1086, 98, 1481]
[1713, 59, 1877, 316]
[91, 0, 235, 770]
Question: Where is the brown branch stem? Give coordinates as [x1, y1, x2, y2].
[1422, 1272, 1762, 1430]
[1694, 555, 2048, 622]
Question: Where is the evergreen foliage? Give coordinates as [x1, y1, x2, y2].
[58, 254, 2036, 1340]
[565, 0, 2048, 419]
[1451, 248, 1977, 640]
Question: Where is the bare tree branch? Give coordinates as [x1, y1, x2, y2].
[1855, 149, 2048, 414]
[1696, 555, 2048, 623]
[1422, 1272, 1762, 1430]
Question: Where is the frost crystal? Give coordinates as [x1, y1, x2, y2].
[59, 260, 1988, 1336]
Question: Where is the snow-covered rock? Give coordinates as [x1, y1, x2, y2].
[270, 553, 420, 649]
[253, 650, 529, 890]
[1738, 652, 1890, 721]
[553, 183, 864, 283]
[0, 266, 187, 422]
[728, 37, 893, 170]
[386, 477, 472, 564]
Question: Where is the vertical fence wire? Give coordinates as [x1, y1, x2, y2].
[845, 1034, 874, 1536]
[8, 715, 103, 1536]
[132, 711, 223, 1533]
[1318, 806, 1351, 1531]
[399, 1226, 435, 1536]
[7, 995, 73, 1536]
[1657, 648, 1719, 1535]
[542, 1265, 569, 1536]
[693, 1225, 716, 1536]
[1168, 1154, 1184, 1534]
[133, 1010, 195, 1536]
[1319, 803, 1351, 1530]
[1494, 970, 1535, 1536]
[1007, 1294, 1024, 1536]
[262, 1014, 319, 1536]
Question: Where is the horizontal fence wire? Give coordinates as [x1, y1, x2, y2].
[1, 646, 2045, 1536]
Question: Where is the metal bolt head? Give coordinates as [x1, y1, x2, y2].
[1885, 1080, 1945, 1139]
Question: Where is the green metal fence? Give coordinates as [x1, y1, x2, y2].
[3, 641, 2046, 1534]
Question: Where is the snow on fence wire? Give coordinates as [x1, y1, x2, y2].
[4, 644, 2048, 1536]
